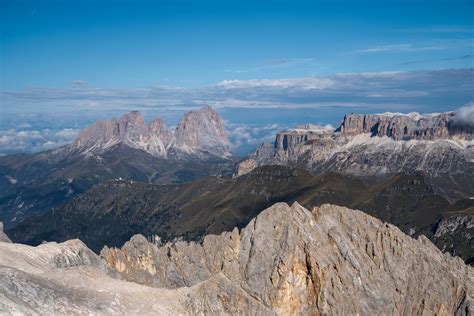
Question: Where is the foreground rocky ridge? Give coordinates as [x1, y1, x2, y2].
[0, 238, 185, 314]
[237, 110, 474, 200]
[1, 202, 471, 314]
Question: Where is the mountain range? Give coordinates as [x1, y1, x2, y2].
[2, 107, 473, 263]
[237, 111, 474, 201]
[71, 106, 231, 159]
[1, 106, 473, 314]
[0, 107, 234, 229]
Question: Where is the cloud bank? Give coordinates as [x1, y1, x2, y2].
[0, 128, 79, 155]
[1, 68, 473, 155]
[2, 68, 473, 113]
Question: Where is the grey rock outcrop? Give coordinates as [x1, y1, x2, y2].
[1, 202, 473, 314]
[236, 110, 474, 200]
[175, 106, 231, 158]
[338, 112, 473, 140]
[71, 111, 173, 158]
[0, 222, 11, 243]
[0, 239, 186, 315]
[435, 214, 474, 238]
[101, 202, 474, 315]
[70, 107, 230, 159]
[433, 210, 474, 262]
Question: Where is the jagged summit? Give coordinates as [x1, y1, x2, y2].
[2, 202, 469, 314]
[175, 106, 231, 158]
[105, 201, 469, 314]
[71, 106, 231, 159]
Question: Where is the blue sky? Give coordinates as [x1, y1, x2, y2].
[1, 0, 473, 89]
[0, 0, 473, 154]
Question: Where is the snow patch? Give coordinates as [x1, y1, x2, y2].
[292, 124, 335, 133]
[5, 175, 17, 185]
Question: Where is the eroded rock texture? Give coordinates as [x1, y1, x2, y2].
[0, 238, 190, 315]
[339, 112, 473, 140]
[1, 202, 472, 315]
[0, 222, 11, 243]
[175, 106, 231, 158]
[71, 106, 230, 158]
[236, 111, 474, 200]
[101, 202, 474, 315]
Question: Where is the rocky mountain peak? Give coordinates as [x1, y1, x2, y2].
[175, 106, 231, 157]
[1, 202, 473, 313]
[70, 107, 231, 159]
[71, 118, 120, 152]
[100, 202, 473, 314]
[118, 111, 147, 135]
[149, 117, 167, 133]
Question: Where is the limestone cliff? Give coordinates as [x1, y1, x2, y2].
[174, 106, 231, 158]
[338, 112, 473, 140]
[236, 110, 474, 200]
[70, 107, 231, 159]
[101, 202, 473, 315]
[2, 202, 472, 314]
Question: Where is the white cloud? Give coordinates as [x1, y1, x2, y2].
[216, 78, 335, 90]
[355, 44, 412, 53]
[226, 122, 285, 154]
[224, 58, 317, 74]
[366, 90, 429, 98]
[452, 103, 474, 128]
[72, 80, 86, 87]
[354, 43, 444, 54]
[1, 68, 472, 114]
[0, 128, 80, 154]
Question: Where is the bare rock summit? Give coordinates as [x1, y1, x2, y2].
[175, 106, 231, 158]
[101, 202, 473, 315]
[71, 107, 230, 159]
[1, 202, 472, 314]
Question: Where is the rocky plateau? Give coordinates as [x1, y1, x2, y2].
[237, 110, 474, 201]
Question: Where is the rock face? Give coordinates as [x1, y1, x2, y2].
[71, 107, 230, 159]
[71, 111, 173, 157]
[0, 238, 185, 315]
[101, 202, 474, 315]
[175, 106, 231, 158]
[236, 110, 474, 200]
[339, 112, 473, 140]
[433, 206, 474, 264]
[1, 202, 473, 314]
[0, 222, 11, 243]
